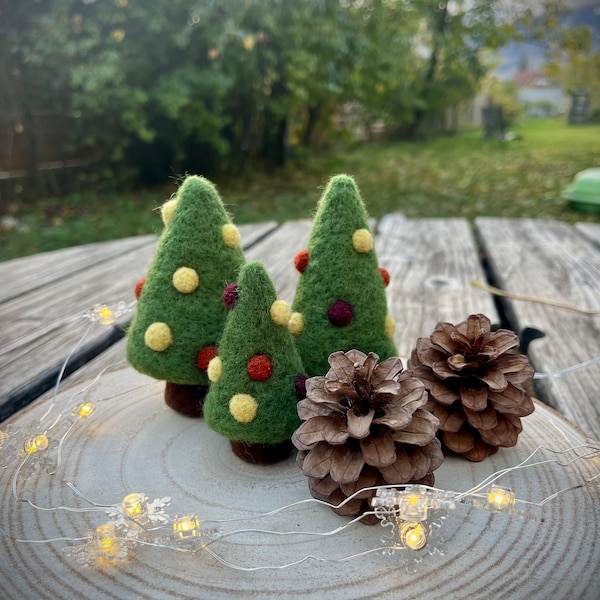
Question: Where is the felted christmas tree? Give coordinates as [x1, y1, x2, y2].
[203, 261, 306, 464]
[290, 174, 397, 376]
[126, 175, 245, 416]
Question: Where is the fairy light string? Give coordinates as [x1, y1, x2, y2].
[0, 301, 598, 570]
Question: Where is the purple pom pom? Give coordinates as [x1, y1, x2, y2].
[223, 282, 239, 309]
[327, 300, 353, 327]
[295, 374, 309, 399]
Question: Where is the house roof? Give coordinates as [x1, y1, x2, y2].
[513, 70, 558, 89]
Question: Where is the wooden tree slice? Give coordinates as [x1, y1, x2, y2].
[1, 368, 599, 599]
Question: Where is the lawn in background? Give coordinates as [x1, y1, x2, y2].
[1, 118, 599, 262]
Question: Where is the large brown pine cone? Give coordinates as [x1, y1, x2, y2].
[292, 350, 443, 521]
[408, 314, 535, 461]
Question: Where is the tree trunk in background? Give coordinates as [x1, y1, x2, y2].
[412, 1, 448, 137]
[302, 105, 320, 148]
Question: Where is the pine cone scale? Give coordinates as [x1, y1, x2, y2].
[330, 445, 366, 484]
[301, 441, 334, 478]
[459, 385, 489, 411]
[359, 431, 396, 467]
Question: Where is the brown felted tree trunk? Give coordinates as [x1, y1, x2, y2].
[229, 439, 293, 464]
[164, 382, 209, 418]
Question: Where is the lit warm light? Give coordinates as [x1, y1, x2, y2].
[24, 434, 48, 455]
[398, 491, 428, 522]
[122, 493, 146, 518]
[487, 485, 516, 510]
[74, 401, 96, 418]
[94, 523, 118, 556]
[173, 515, 200, 538]
[96, 305, 116, 325]
[400, 522, 427, 551]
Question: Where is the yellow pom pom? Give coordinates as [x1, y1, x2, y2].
[172, 267, 199, 294]
[161, 198, 178, 226]
[384, 313, 396, 339]
[352, 228, 373, 253]
[207, 356, 223, 383]
[229, 393, 258, 424]
[270, 300, 292, 326]
[222, 223, 241, 248]
[288, 312, 304, 336]
[144, 322, 173, 351]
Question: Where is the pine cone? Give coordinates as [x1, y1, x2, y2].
[292, 350, 443, 521]
[408, 314, 534, 462]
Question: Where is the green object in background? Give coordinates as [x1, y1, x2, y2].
[562, 168, 600, 212]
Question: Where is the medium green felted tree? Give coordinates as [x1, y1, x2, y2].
[290, 174, 397, 376]
[126, 175, 245, 416]
[203, 261, 306, 464]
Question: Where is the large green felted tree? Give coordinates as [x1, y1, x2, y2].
[290, 174, 398, 376]
[127, 175, 245, 416]
[203, 261, 306, 464]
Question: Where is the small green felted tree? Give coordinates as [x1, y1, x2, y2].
[290, 174, 397, 376]
[126, 175, 245, 416]
[203, 261, 306, 464]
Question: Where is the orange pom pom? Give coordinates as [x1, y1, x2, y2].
[294, 249, 309, 274]
[197, 345, 218, 371]
[247, 354, 273, 381]
[134, 277, 146, 300]
[379, 267, 391, 288]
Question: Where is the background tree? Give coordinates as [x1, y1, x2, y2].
[3, 0, 592, 189]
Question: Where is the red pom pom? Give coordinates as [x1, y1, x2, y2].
[197, 345, 218, 371]
[295, 374, 308, 399]
[327, 300, 354, 327]
[247, 354, 273, 381]
[379, 267, 391, 288]
[134, 277, 146, 300]
[294, 249, 309, 274]
[223, 282, 239, 309]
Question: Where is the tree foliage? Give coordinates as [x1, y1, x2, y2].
[1, 0, 591, 186]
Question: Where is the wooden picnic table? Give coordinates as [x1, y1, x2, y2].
[1, 215, 599, 599]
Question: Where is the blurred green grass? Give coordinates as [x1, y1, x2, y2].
[2, 118, 599, 262]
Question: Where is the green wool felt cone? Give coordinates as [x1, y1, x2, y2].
[290, 174, 398, 376]
[126, 175, 245, 387]
[203, 261, 305, 448]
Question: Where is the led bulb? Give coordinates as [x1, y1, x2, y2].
[487, 485, 516, 511]
[122, 493, 146, 518]
[400, 521, 427, 551]
[173, 515, 200, 539]
[398, 491, 429, 522]
[73, 401, 96, 418]
[24, 434, 48, 455]
[91, 302, 127, 325]
[96, 305, 116, 325]
[94, 523, 118, 556]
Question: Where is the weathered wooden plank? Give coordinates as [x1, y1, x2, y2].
[1, 368, 597, 599]
[245, 219, 312, 302]
[0, 223, 278, 420]
[0, 235, 158, 304]
[575, 222, 600, 249]
[475, 217, 600, 438]
[0, 223, 277, 306]
[377, 214, 498, 359]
